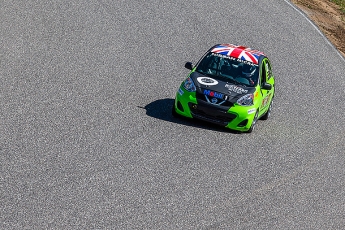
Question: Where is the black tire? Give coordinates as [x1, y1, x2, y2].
[172, 104, 179, 118]
[261, 98, 273, 120]
[247, 111, 258, 133]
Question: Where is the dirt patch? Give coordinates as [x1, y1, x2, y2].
[291, 0, 345, 57]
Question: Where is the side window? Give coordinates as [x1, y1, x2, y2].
[266, 61, 272, 80]
[261, 60, 267, 84]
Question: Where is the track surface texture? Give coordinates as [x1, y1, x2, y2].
[1, 0, 345, 229]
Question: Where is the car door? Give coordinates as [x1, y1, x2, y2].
[258, 58, 274, 116]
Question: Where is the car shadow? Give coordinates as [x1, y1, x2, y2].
[140, 98, 241, 134]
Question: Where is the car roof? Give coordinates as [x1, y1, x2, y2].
[210, 44, 266, 65]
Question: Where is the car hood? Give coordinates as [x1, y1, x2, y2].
[190, 71, 256, 103]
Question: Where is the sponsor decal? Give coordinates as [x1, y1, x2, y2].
[197, 77, 218, 86]
[225, 84, 248, 94]
[248, 108, 256, 114]
[211, 53, 258, 66]
[203, 89, 223, 99]
[211, 98, 218, 104]
[260, 93, 271, 108]
[211, 44, 264, 65]
[178, 88, 184, 96]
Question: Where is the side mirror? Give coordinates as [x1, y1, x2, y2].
[185, 62, 193, 70]
[262, 82, 272, 90]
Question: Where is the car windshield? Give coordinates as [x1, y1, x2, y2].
[196, 52, 259, 86]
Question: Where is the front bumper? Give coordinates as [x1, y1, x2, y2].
[174, 88, 257, 131]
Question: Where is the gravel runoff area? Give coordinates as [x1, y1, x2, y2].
[292, 0, 345, 56]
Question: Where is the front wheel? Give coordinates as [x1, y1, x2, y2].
[246, 111, 258, 133]
[172, 104, 179, 118]
[261, 99, 273, 120]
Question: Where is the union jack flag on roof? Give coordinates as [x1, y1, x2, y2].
[211, 44, 265, 65]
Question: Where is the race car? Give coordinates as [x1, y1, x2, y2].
[172, 44, 275, 133]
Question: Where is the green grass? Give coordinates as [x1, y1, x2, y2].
[330, 0, 345, 14]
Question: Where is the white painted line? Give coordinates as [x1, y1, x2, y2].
[284, 0, 345, 62]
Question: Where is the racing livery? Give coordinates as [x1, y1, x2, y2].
[172, 44, 275, 133]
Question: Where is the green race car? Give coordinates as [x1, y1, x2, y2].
[172, 44, 275, 133]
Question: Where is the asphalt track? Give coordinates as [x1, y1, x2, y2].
[1, 0, 345, 229]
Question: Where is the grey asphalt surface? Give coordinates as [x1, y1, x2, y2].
[1, 0, 345, 229]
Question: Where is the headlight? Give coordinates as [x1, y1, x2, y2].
[237, 94, 254, 106]
[183, 77, 196, 92]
